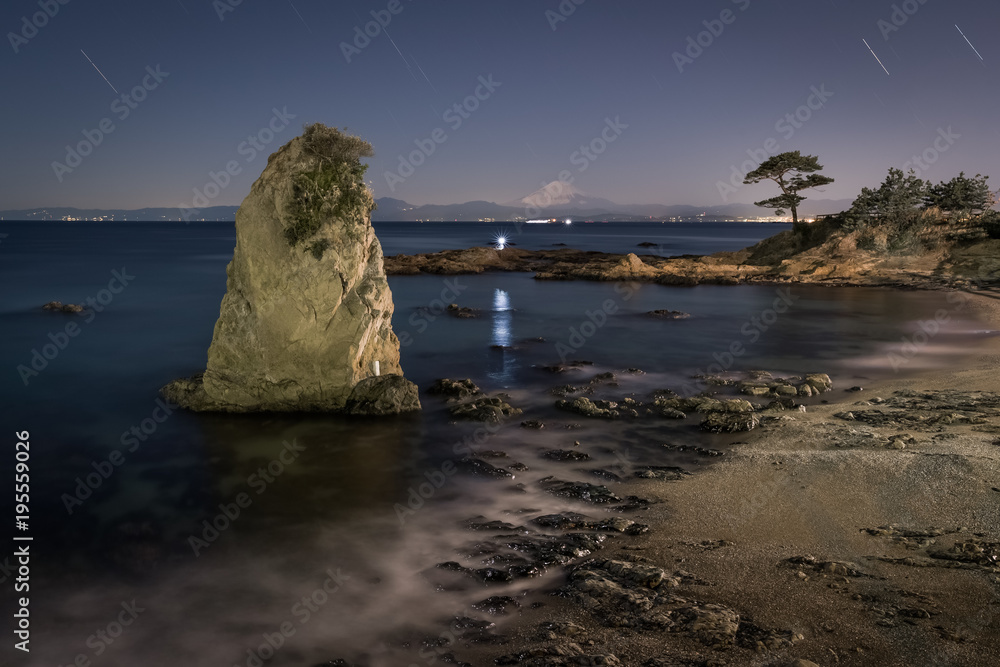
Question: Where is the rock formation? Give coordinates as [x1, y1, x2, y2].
[163, 124, 419, 414]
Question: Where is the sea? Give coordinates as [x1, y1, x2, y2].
[0, 220, 992, 666]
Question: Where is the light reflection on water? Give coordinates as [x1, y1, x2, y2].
[488, 288, 515, 383]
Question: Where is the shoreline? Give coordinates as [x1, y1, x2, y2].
[455, 289, 1000, 667]
[383, 219, 1000, 291]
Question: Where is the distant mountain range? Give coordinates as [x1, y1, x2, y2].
[1, 182, 853, 222]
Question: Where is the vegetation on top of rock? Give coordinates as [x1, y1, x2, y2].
[845, 167, 928, 222]
[742, 151, 835, 223]
[283, 124, 375, 259]
[925, 171, 995, 217]
[840, 169, 998, 253]
[300, 122, 374, 165]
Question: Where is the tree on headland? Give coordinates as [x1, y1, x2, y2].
[742, 151, 834, 223]
[844, 168, 927, 231]
[923, 172, 995, 219]
[849, 168, 927, 219]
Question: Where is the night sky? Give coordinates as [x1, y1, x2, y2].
[1, 0, 997, 210]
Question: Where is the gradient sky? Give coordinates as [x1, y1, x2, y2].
[1, 0, 997, 210]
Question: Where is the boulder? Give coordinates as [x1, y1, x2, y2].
[449, 396, 522, 423]
[344, 375, 420, 415]
[701, 411, 760, 433]
[555, 397, 620, 419]
[427, 378, 481, 400]
[161, 124, 418, 413]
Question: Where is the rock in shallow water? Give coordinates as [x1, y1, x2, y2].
[539, 477, 621, 504]
[449, 396, 522, 423]
[344, 375, 421, 415]
[161, 124, 417, 413]
[42, 301, 85, 313]
[427, 377, 482, 400]
[555, 397, 620, 420]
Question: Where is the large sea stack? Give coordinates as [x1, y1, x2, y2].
[163, 124, 419, 415]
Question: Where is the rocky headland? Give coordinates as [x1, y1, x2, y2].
[385, 215, 1000, 289]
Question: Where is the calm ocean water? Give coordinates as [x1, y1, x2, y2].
[0, 221, 991, 666]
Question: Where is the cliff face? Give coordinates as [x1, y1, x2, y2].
[164, 125, 419, 414]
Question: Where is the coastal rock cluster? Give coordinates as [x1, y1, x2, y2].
[162, 125, 419, 414]
[383, 217, 1000, 288]
[546, 372, 833, 432]
[322, 368, 1000, 665]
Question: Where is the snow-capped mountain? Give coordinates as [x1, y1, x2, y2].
[505, 181, 623, 213]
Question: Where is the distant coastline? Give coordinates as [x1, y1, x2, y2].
[0, 196, 851, 224]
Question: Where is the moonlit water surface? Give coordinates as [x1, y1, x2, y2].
[0, 221, 990, 666]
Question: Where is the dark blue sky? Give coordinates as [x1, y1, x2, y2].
[1, 0, 997, 210]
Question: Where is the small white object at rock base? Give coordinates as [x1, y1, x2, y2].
[373, 360, 380, 376]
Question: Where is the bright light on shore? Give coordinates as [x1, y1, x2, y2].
[493, 234, 508, 250]
[565, 218, 572, 225]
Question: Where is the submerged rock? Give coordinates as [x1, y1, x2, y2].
[645, 309, 690, 319]
[540, 449, 592, 462]
[427, 378, 482, 400]
[42, 301, 85, 313]
[449, 396, 522, 423]
[531, 513, 647, 535]
[456, 457, 515, 479]
[555, 397, 620, 420]
[539, 477, 621, 504]
[446, 303, 479, 318]
[161, 124, 418, 414]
